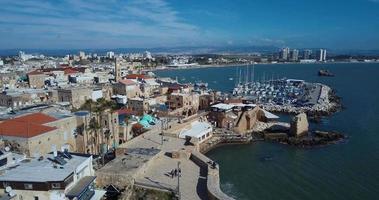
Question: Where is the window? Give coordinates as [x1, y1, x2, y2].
[34, 196, 39, 200]
[24, 183, 33, 189]
[51, 183, 61, 189]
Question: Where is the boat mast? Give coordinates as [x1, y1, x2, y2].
[251, 62, 255, 83]
[246, 63, 249, 84]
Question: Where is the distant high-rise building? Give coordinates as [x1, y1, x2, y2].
[107, 51, 115, 59]
[291, 49, 299, 61]
[303, 49, 312, 59]
[280, 47, 290, 61]
[79, 51, 86, 60]
[318, 49, 327, 62]
[18, 51, 33, 61]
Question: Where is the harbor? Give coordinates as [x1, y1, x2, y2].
[229, 65, 342, 116]
[156, 63, 379, 200]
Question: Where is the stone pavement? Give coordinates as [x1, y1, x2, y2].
[117, 120, 210, 200]
[135, 155, 208, 200]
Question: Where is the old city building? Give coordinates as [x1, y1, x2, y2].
[74, 110, 119, 155]
[0, 113, 77, 157]
[167, 92, 199, 117]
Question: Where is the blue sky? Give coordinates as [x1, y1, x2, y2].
[0, 0, 378, 50]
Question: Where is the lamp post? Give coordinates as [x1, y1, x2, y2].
[161, 118, 165, 145]
[177, 161, 181, 199]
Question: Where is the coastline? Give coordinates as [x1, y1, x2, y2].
[149, 61, 379, 72]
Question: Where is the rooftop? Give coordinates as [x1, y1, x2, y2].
[125, 74, 151, 79]
[179, 121, 212, 139]
[96, 148, 160, 179]
[0, 152, 89, 182]
[211, 103, 235, 111]
[119, 79, 137, 85]
[0, 113, 58, 138]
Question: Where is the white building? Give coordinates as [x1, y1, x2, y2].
[280, 47, 290, 60]
[318, 49, 327, 62]
[18, 51, 34, 61]
[79, 51, 86, 60]
[106, 51, 115, 59]
[291, 49, 299, 61]
[179, 121, 213, 144]
[0, 151, 105, 200]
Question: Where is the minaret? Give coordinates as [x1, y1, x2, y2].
[114, 58, 121, 82]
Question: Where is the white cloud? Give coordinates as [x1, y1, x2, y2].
[0, 0, 204, 48]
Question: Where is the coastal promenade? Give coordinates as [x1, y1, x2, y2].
[101, 119, 234, 200]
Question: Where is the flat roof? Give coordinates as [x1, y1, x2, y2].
[179, 121, 212, 139]
[66, 176, 96, 197]
[0, 153, 89, 182]
[96, 148, 160, 178]
[229, 103, 257, 107]
[262, 110, 280, 119]
[211, 103, 235, 110]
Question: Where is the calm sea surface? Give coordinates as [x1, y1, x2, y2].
[156, 63, 379, 200]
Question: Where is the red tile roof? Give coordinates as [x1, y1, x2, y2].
[119, 79, 137, 85]
[15, 113, 57, 124]
[0, 113, 58, 138]
[117, 108, 138, 116]
[125, 74, 151, 79]
[64, 68, 79, 75]
[27, 70, 44, 75]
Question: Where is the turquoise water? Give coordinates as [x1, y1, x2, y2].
[156, 63, 379, 200]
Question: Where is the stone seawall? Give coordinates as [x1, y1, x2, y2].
[190, 151, 235, 200]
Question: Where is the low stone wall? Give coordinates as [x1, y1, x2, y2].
[190, 151, 235, 200]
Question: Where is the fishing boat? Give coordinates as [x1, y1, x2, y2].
[318, 69, 334, 77]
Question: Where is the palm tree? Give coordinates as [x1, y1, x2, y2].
[88, 116, 100, 154]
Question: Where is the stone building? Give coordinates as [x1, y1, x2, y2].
[233, 106, 263, 135]
[112, 79, 141, 98]
[127, 97, 150, 115]
[74, 110, 119, 155]
[27, 70, 47, 88]
[208, 103, 236, 129]
[0, 112, 77, 157]
[167, 92, 199, 116]
[0, 89, 56, 109]
[0, 72, 19, 88]
[57, 87, 93, 109]
[199, 93, 215, 110]
[290, 113, 309, 137]
[208, 103, 269, 134]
